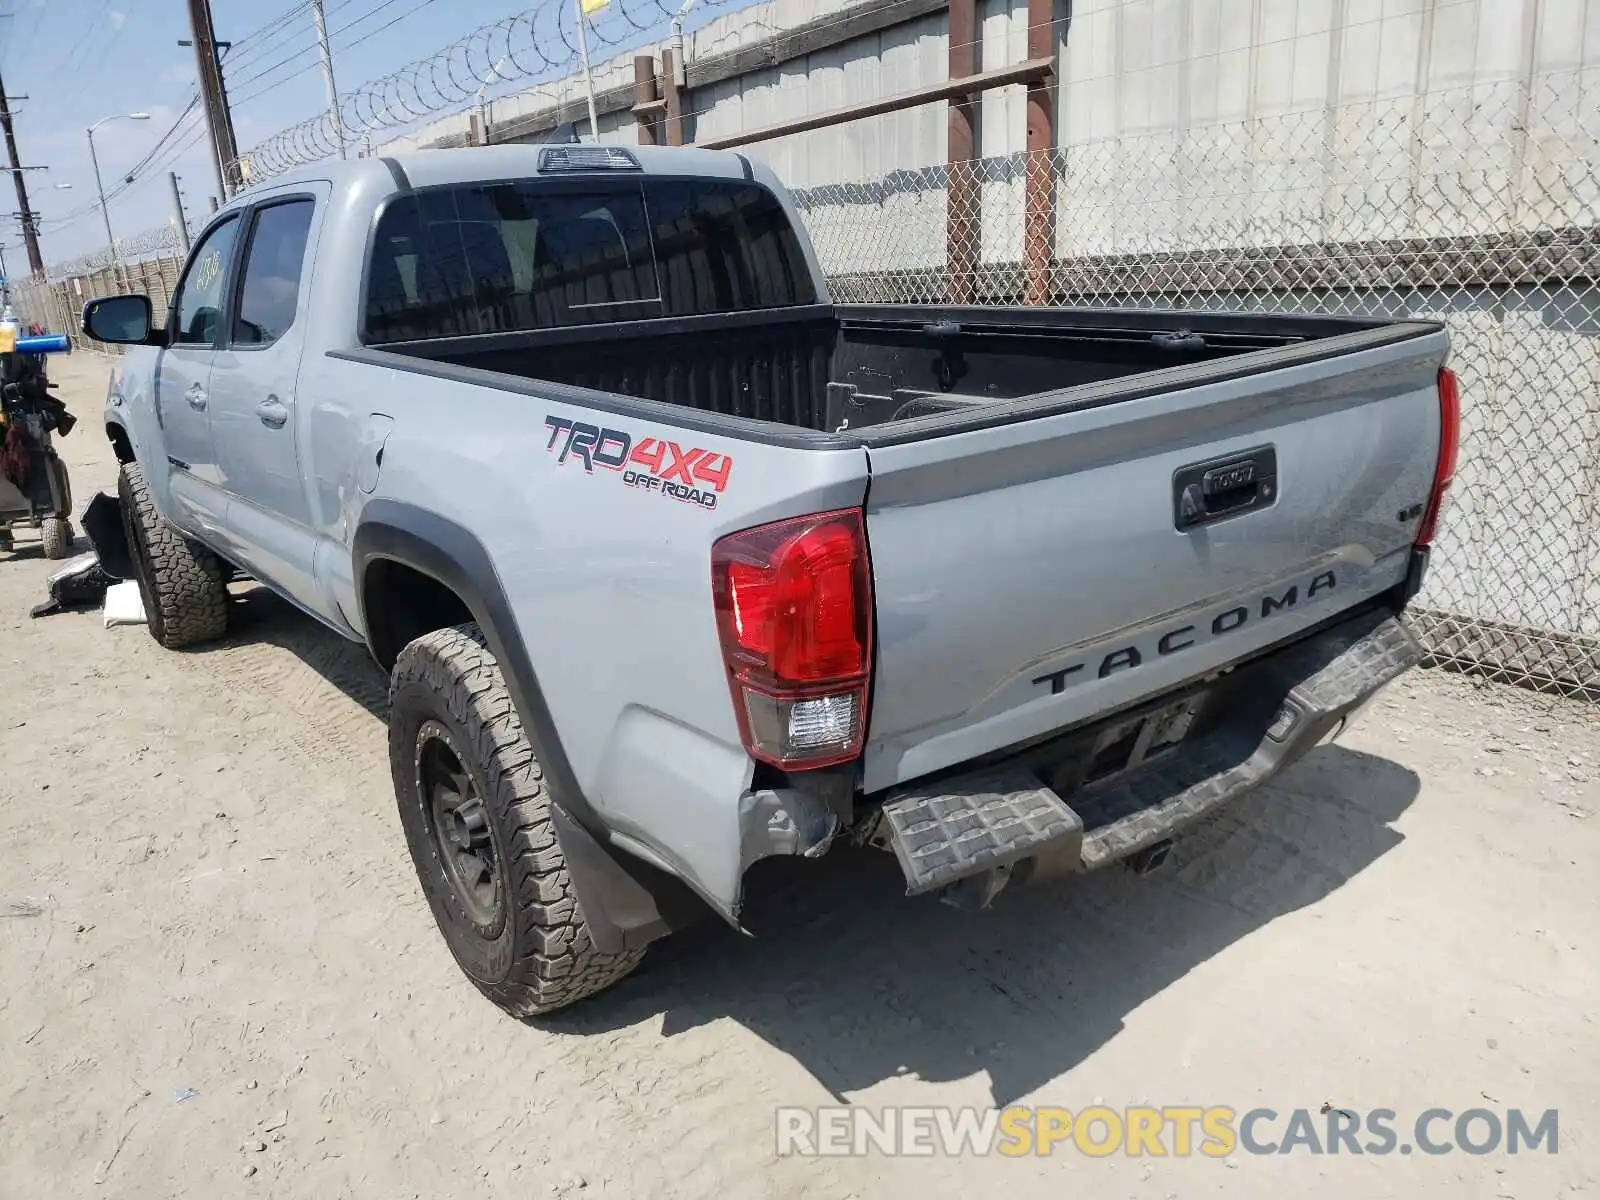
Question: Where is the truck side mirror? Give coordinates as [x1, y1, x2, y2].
[81, 294, 159, 346]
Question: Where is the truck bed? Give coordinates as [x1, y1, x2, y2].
[370, 303, 1405, 436]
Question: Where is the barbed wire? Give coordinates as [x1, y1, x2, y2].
[232, 0, 737, 180]
[48, 223, 193, 279]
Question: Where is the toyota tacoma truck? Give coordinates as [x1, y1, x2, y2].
[82, 144, 1456, 1017]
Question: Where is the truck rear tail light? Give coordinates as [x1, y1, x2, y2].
[1415, 366, 1461, 547]
[711, 508, 873, 769]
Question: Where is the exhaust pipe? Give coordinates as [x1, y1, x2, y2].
[1124, 838, 1174, 876]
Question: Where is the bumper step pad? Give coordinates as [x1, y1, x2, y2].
[878, 769, 1083, 896]
[876, 612, 1421, 896]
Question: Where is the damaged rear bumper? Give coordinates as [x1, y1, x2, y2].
[868, 608, 1421, 903]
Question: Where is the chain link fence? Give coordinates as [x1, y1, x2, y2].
[794, 66, 1600, 698]
[9, 251, 184, 359]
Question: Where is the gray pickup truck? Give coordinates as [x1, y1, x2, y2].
[82, 144, 1456, 1016]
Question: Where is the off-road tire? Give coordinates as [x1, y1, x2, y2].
[40, 517, 70, 560]
[389, 623, 645, 1017]
[118, 462, 230, 648]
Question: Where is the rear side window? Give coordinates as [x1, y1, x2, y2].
[234, 199, 315, 346]
[365, 184, 659, 342]
[363, 178, 814, 344]
[649, 181, 817, 314]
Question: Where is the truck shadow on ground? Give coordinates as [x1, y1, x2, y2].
[551, 747, 1419, 1106]
[216, 584, 1420, 1108]
[219, 586, 392, 720]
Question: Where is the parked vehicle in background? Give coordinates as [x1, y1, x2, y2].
[0, 321, 78, 560]
[82, 144, 1456, 1016]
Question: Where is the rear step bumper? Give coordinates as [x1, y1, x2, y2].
[873, 609, 1421, 901]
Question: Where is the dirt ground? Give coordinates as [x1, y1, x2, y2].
[2, 353, 1597, 1199]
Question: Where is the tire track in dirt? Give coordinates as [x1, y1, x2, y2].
[200, 587, 391, 780]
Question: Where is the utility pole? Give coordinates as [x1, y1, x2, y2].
[573, 0, 600, 141]
[0, 67, 42, 275]
[185, 0, 241, 197]
[310, 0, 347, 158]
[168, 171, 191, 253]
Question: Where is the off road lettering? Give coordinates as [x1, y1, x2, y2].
[546, 417, 735, 512]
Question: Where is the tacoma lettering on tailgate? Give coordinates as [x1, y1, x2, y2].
[544, 415, 732, 511]
[1032, 570, 1339, 695]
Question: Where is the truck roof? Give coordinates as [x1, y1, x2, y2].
[231, 143, 764, 206]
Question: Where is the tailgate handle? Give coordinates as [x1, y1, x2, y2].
[1174, 446, 1278, 531]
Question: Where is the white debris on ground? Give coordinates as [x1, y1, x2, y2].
[101, 579, 147, 627]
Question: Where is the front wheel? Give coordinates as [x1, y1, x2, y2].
[388, 623, 644, 1017]
[118, 462, 229, 648]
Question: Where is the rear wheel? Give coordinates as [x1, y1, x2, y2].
[118, 462, 229, 648]
[388, 623, 645, 1017]
[40, 517, 70, 560]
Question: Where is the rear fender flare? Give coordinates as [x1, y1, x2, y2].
[352, 500, 702, 953]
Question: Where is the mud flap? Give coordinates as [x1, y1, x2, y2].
[877, 769, 1083, 896]
[549, 802, 705, 955]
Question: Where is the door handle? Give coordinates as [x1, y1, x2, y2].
[1173, 446, 1278, 531]
[185, 383, 207, 412]
[257, 397, 289, 429]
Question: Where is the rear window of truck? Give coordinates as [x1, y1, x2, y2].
[363, 177, 817, 343]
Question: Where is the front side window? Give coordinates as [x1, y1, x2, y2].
[234, 199, 315, 346]
[173, 214, 240, 346]
[363, 178, 815, 343]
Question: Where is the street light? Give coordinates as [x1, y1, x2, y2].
[86, 111, 149, 263]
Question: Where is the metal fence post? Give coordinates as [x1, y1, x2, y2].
[946, 0, 978, 304]
[1022, 0, 1056, 307]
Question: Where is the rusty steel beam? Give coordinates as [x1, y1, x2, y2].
[947, 0, 979, 305]
[1023, 0, 1056, 306]
[700, 56, 1051, 150]
[662, 49, 685, 146]
[633, 55, 661, 146]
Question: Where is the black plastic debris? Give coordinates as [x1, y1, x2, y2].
[28, 491, 132, 618]
[30, 551, 117, 618]
[81, 491, 133, 580]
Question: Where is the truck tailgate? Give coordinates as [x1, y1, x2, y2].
[859, 327, 1447, 793]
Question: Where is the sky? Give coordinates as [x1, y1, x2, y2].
[0, 0, 727, 268]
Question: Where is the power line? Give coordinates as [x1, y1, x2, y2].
[227, 0, 419, 95]
[58, 0, 117, 79]
[123, 94, 205, 181]
[233, 2, 314, 53]
[223, 3, 320, 77]
[40, 116, 211, 234]
[37, 92, 208, 235]
[80, 3, 135, 77]
[336, 0, 447, 52]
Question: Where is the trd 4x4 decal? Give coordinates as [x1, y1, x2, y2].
[544, 415, 732, 511]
